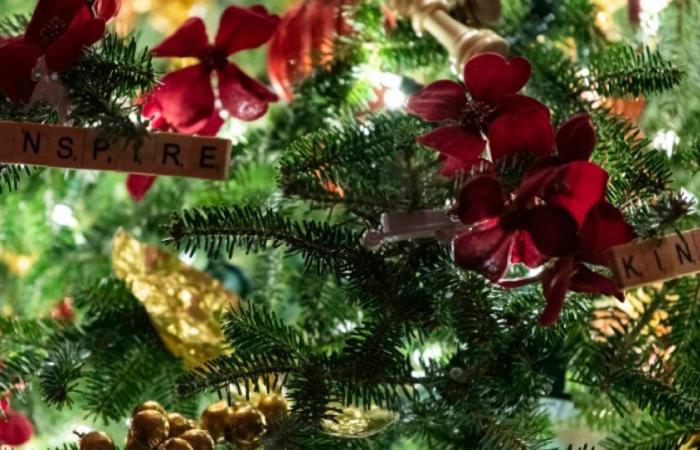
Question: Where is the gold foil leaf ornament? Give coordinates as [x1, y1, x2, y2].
[322, 406, 398, 438]
[112, 230, 239, 367]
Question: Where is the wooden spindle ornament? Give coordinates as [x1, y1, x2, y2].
[389, 0, 508, 68]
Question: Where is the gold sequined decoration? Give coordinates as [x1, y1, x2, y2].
[112, 230, 239, 367]
[322, 406, 398, 438]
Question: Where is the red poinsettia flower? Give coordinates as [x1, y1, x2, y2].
[407, 53, 553, 175]
[517, 113, 608, 227]
[452, 173, 580, 281]
[150, 5, 279, 133]
[126, 88, 225, 201]
[506, 202, 635, 326]
[0, 410, 34, 446]
[0, 0, 119, 103]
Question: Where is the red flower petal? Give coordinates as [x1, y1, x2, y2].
[0, 398, 8, 412]
[569, 265, 621, 297]
[45, 17, 105, 72]
[511, 230, 546, 267]
[406, 80, 466, 122]
[217, 64, 278, 121]
[549, 161, 609, 228]
[126, 175, 157, 201]
[0, 42, 42, 103]
[497, 94, 550, 119]
[152, 18, 210, 58]
[156, 65, 215, 132]
[523, 205, 579, 257]
[454, 174, 505, 225]
[453, 224, 513, 281]
[578, 202, 635, 265]
[438, 154, 483, 176]
[197, 110, 225, 136]
[464, 53, 531, 105]
[516, 164, 563, 205]
[0, 411, 34, 446]
[417, 126, 486, 161]
[540, 257, 575, 326]
[488, 109, 554, 160]
[25, 0, 87, 46]
[94, 0, 121, 21]
[215, 5, 280, 55]
[555, 113, 596, 162]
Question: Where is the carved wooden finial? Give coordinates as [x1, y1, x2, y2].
[389, 0, 508, 68]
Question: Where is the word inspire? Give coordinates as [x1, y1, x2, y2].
[609, 228, 700, 288]
[0, 121, 231, 180]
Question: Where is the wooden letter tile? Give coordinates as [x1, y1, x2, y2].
[83, 130, 121, 171]
[46, 125, 85, 168]
[608, 242, 650, 289]
[117, 135, 158, 174]
[665, 231, 700, 277]
[0, 121, 18, 162]
[186, 136, 231, 180]
[18, 122, 49, 165]
[154, 132, 192, 176]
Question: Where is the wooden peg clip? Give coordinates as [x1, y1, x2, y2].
[388, 0, 508, 68]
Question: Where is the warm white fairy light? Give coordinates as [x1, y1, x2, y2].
[51, 204, 78, 228]
[383, 88, 407, 109]
[651, 129, 679, 158]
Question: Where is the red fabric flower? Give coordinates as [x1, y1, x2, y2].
[0, 410, 34, 446]
[518, 113, 608, 227]
[150, 5, 279, 133]
[407, 53, 552, 175]
[537, 202, 635, 326]
[0, 0, 118, 103]
[452, 174, 580, 281]
[126, 88, 225, 201]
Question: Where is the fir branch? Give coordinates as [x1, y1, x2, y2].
[0, 164, 33, 194]
[0, 13, 28, 37]
[586, 46, 684, 98]
[220, 305, 311, 359]
[166, 205, 388, 279]
[39, 341, 88, 409]
[602, 417, 695, 450]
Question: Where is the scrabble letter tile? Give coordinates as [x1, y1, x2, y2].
[18, 122, 49, 165]
[0, 121, 18, 162]
[608, 242, 649, 289]
[46, 125, 85, 168]
[154, 132, 191, 176]
[187, 137, 230, 180]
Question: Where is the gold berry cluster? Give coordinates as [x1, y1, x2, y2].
[77, 396, 289, 450]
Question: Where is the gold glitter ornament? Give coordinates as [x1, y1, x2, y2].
[159, 438, 194, 450]
[179, 430, 215, 450]
[257, 394, 289, 424]
[112, 230, 240, 367]
[128, 410, 170, 449]
[79, 431, 116, 450]
[322, 406, 398, 438]
[224, 406, 265, 445]
[168, 413, 195, 437]
[133, 400, 167, 417]
[199, 401, 235, 442]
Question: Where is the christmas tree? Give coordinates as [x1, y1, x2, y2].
[0, 0, 698, 448]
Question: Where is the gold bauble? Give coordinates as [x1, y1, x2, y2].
[133, 400, 167, 417]
[168, 413, 195, 437]
[112, 230, 240, 368]
[224, 406, 265, 445]
[159, 438, 194, 450]
[257, 394, 289, 424]
[199, 401, 235, 442]
[129, 410, 170, 448]
[79, 431, 116, 450]
[322, 406, 398, 438]
[179, 429, 215, 450]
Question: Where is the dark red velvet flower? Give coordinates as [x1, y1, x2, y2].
[150, 5, 280, 133]
[0, 0, 119, 103]
[407, 53, 553, 175]
[537, 202, 635, 326]
[517, 113, 608, 227]
[452, 173, 580, 281]
[0, 410, 34, 446]
[126, 87, 225, 201]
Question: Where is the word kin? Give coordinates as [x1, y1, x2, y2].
[609, 228, 700, 289]
[0, 121, 231, 180]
